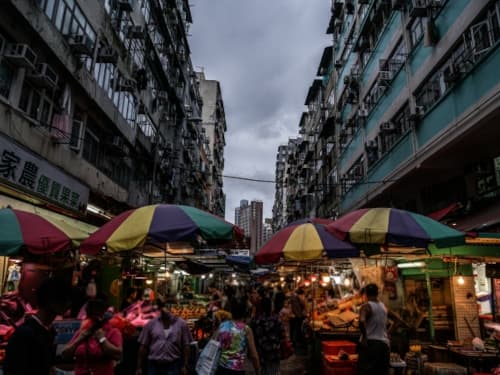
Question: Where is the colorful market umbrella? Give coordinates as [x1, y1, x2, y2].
[0, 208, 91, 255]
[255, 222, 359, 265]
[325, 207, 465, 250]
[80, 204, 243, 255]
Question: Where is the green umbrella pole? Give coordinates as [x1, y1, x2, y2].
[425, 270, 435, 341]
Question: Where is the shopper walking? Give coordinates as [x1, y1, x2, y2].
[4, 277, 72, 375]
[252, 297, 283, 375]
[136, 298, 193, 375]
[289, 288, 306, 353]
[62, 299, 123, 375]
[357, 283, 390, 375]
[215, 298, 261, 375]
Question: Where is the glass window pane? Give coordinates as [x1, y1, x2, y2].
[45, 0, 56, 19]
[40, 99, 52, 125]
[30, 91, 41, 119]
[18, 84, 31, 112]
[64, 0, 75, 10]
[63, 11, 71, 34]
[0, 63, 14, 99]
[55, 3, 66, 30]
[74, 6, 85, 26]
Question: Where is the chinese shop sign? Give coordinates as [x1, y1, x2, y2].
[0, 133, 89, 211]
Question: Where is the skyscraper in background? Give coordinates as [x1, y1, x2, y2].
[235, 199, 263, 255]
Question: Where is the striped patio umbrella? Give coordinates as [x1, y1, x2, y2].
[0, 208, 92, 255]
[80, 204, 242, 255]
[255, 222, 358, 265]
[326, 207, 465, 250]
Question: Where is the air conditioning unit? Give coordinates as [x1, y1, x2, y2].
[112, 77, 136, 92]
[66, 34, 93, 56]
[378, 70, 393, 83]
[110, 136, 124, 150]
[96, 46, 118, 64]
[358, 107, 369, 118]
[126, 25, 145, 39]
[391, 0, 406, 10]
[410, 105, 426, 120]
[334, 59, 343, 69]
[343, 75, 351, 85]
[69, 120, 84, 152]
[28, 63, 58, 88]
[380, 122, 395, 132]
[3, 43, 37, 69]
[116, 0, 134, 12]
[345, 0, 355, 14]
[443, 63, 462, 84]
[379, 59, 388, 70]
[351, 165, 363, 178]
[409, 0, 428, 18]
[365, 140, 378, 149]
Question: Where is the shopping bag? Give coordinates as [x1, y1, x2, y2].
[195, 339, 221, 375]
[280, 338, 294, 360]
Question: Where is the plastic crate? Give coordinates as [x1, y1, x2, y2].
[323, 355, 357, 375]
[321, 340, 357, 356]
[423, 362, 467, 375]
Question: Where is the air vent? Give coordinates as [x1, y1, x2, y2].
[4, 43, 37, 69]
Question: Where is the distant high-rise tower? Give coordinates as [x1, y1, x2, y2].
[235, 199, 263, 255]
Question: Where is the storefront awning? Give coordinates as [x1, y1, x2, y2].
[450, 201, 500, 231]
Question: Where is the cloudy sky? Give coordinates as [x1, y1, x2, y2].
[189, 1, 332, 221]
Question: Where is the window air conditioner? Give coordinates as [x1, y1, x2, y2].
[380, 122, 395, 132]
[334, 59, 343, 69]
[410, 0, 428, 18]
[378, 70, 393, 84]
[96, 46, 118, 64]
[126, 25, 145, 39]
[110, 136, 124, 150]
[28, 63, 58, 89]
[66, 34, 93, 56]
[391, 0, 406, 10]
[4, 43, 37, 69]
[358, 107, 369, 118]
[365, 140, 378, 149]
[116, 0, 134, 12]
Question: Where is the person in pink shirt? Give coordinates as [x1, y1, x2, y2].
[63, 299, 123, 375]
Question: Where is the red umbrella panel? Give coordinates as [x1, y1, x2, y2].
[0, 208, 75, 255]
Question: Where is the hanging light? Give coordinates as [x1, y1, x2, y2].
[209, 273, 214, 278]
[201, 275, 206, 279]
[304, 280, 311, 287]
[145, 279, 153, 285]
[343, 278, 351, 287]
[457, 275, 465, 285]
[322, 275, 331, 283]
[310, 274, 318, 283]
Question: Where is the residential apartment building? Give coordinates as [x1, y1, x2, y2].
[275, 0, 500, 232]
[0, 0, 222, 225]
[235, 199, 263, 255]
[198, 72, 226, 217]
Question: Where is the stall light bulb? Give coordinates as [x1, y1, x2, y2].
[280, 276, 285, 282]
[201, 275, 206, 279]
[232, 273, 236, 278]
[457, 275, 465, 285]
[304, 280, 311, 287]
[344, 278, 351, 287]
[146, 279, 153, 285]
[296, 276, 301, 282]
[311, 275, 318, 283]
[320, 281, 327, 287]
[322, 275, 331, 283]
[209, 273, 214, 278]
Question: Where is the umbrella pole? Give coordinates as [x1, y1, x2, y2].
[425, 270, 435, 342]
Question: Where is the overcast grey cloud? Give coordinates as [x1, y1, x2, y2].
[189, 1, 331, 221]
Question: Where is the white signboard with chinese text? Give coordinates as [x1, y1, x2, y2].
[0, 133, 89, 211]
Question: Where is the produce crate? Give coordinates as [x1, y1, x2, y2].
[321, 340, 357, 356]
[423, 362, 467, 375]
[323, 354, 357, 375]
